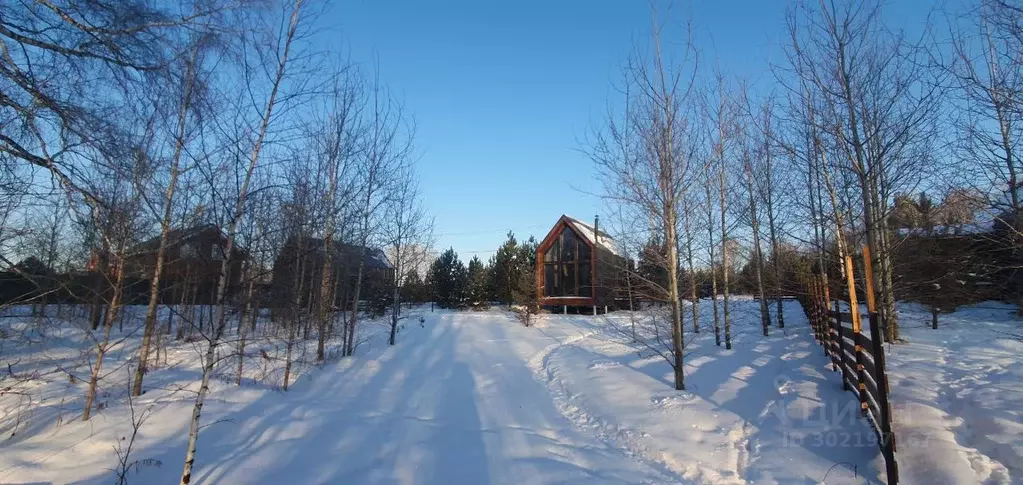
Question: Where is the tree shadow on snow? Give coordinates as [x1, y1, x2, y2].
[63, 314, 495, 485]
[684, 317, 882, 484]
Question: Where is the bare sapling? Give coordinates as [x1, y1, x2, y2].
[180, 1, 308, 482]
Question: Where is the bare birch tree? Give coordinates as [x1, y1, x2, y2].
[0, 1, 218, 203]
[588, 13, 698, 390]
[682, 194, 700, 333]
[786, 0, 941, 341]
[383, 167, 432, 345]
[82, 148, 149, 421]
[132, 30, 215, 397]
[708, 72, 737, 350]
[741, 124, 772, 336]
[756, 99, 787, 328]
[702, 161, 722, 346]
[343, 73, 414, 357]
[947, 0, 1023, 310]
[313, 64, 363, 361]
[180, 1, 315, 482]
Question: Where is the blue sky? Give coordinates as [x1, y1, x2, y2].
[324, 0, 939, 260]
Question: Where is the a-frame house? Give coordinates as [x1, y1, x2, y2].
[536, 215, 626, 313]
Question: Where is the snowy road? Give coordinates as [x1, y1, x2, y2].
[2, 303, 890, 484]
[190, 311, 671, 484]
[182, 305, 882, 485]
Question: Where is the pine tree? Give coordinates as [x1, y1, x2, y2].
[402, 268, 424, 304]
[466, 256, 490, 308]
[488, 231, 519, 305]
[518, 236, 538, 270]
[453, 259, 468, 307]
[637, 237, 669, 300]
[511, 237, 539, 325]
[427, 248, 467, 308]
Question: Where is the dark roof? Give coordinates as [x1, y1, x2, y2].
[359, 246, 393, 270]
[285, 236, 392, 270]
[131, 224, 223, 253]
[339, 243, 392, 270]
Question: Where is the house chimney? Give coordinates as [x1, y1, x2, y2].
[594, 214, 600, 244]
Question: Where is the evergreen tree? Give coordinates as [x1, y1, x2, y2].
[453, 259, 469, 307]
[427, 248, 467, 308]
[466, 256, 490, 308]
[402, 268, 424, 304]
[488, 231, 519, 305]
[891, 193, 922, 229]
[637, 237, 669, 300]
[518, 236, 538, 269]
[512, 239, 537, 301]
[511, 236, 539, 324]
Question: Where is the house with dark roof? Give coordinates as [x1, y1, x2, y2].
[536, 215, 627, 313]
[270, 235, 394, 313]
[125, 224, 247, 305]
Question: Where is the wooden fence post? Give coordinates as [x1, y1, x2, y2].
[820, 273, 839, 372]
[843, 255, 862, 334]
[862, 245, 877, 313]
[818, 277, 829, 356]
[807, 276, 818, 341]
[816, 275, 828, 351]
[844, 255, 869, 415]
[869, 312, 899, 484]
[829, 310, 841, 373]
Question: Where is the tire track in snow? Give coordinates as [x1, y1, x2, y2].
[727, 420, 752, 482]
[525, 330, 595, 374]
[527, 331, 693, 484]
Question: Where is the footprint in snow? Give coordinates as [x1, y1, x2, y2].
[587, 360, 621, 370]
[651, 392, 697, 409]
[774, 374, 797, 395]
[780, 350, 811, 361]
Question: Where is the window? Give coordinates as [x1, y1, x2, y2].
[211, 244, 224, 261]
[579, 261, 591, 290]
[544, 264, 556, 297]
[562, 229, 576, 261]
[543, 226, 592, 297]
[544, 240, 559, 262]
[180, 243, 197, 259]
[561, 256, 576, 294]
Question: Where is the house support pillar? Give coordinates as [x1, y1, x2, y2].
[593, 305, 597, 316]
[563, 305, 568, 315]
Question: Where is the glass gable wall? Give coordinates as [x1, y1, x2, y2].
[543, 226, 592, 297]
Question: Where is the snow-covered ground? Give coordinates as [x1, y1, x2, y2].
[0, 300, 1020, 484]
[885, 302, 1023, 485]
[539, 302, 882, 484]
[0, 304, 391, 484]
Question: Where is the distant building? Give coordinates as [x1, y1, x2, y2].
[125, 224, 246, 305]
[536, 215, 627, 313]
[270, 235, 394, 312]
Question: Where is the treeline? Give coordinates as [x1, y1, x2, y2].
[586, 0, 1023, 392]
[402, 232, 539, 315]
[0, 1, 431, 483]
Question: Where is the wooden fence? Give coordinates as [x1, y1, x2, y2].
[802, 250, 899, 485]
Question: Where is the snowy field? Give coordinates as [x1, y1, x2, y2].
[885, 303, 1022, 484]
[0, 300, 1020, 484]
